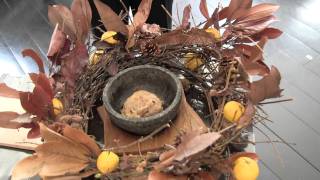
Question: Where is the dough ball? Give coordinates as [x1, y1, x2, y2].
[121, 90, 163, 119]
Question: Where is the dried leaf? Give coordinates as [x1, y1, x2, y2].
[22, 49, 45, 73]
[218, 7, 229, 20]
[227, 0, 252, 20]
[48, 4, 76, 40]
[0, 111, 22, 129]
[20, 84, 52, 118]
[62, 124, 101, 157]
[36, 141, 90, 177]
[132, 0, 153, 29]
[0, 83, 19, 98]
[153, 28, 216, 47]
[239, 58, 270, 76]
[107, 61, 119, 76]
[47, 24, 66, 57]
[10, 113, 32, 123]
[237, 3, 279, 23]
[248, 36, 268, 62]
[27, 122, 41, 139]
[248, 66, 283, 104]
[93, 0, 128, 35]
[29, 73, 54, 99]
[11, 155, 43, 180]
[199, 0, 210, 19]
[181, 5, 191, 29]
[250, 27, 282, 41]
[71, 0, 92, 42]
[174, 131, 221, 161]
[235, 15, 278, 33]
[61, 43, 88, 90]
[237, 101, 255, 128]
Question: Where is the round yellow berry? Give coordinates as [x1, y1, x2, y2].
[101, 31, 119, 44]
[183, 53, 203, 71]
[205, 28, 221, 40]
[96, 151, 119, 174]
[52, 98, 63, 116]
[223, 101, 245, 123]
[233, 157, 259, 180]
[89, 49, 104, 65]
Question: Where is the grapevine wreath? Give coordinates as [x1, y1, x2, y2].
[0, 0, 287, 179]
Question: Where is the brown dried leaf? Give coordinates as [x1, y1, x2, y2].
[227, 0, 252, 20]
[62, 124, 101, 157]
[29, 73, 54, 99]
[71, 0, 92, 42]
[93, 0, 128, 35]
[22, 49, 45, 73]
[174, 131, 221, 161]
[218, 7, 229, 21]
[251, 27, 282, 41]
[237, 101, 255, 128]
[235, 15, 278, 33]
[181, 4, 191, 29]
[248, 36, 268, 62]
[48, 4, 76, 40]
[237, 3, 279, 23]
[239, 58, 270, 76]
[248, 66, 283, 104]
[47, 24, 66, 57]
[27, 122, 41, 139]
[148, 171, 187, 180]
[36, 141, 90, 177]
[0, 111, 22, 129]
[11, 155, 43, 180]
[0, 83, 19, 98]
[153, 28, 216, 47]
[199, 0, 210, 19]
[133, 0, 153, 29]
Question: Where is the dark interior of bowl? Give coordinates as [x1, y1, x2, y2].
[108, 67, 177, 115]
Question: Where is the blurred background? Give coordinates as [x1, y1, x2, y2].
[0, 0, 320, 179]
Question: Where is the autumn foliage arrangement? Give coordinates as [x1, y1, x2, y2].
[0, 0, 287, 179]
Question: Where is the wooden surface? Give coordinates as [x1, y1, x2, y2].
[98, 95, 207, 154]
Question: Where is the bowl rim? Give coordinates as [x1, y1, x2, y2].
[102, 65, 182, 123]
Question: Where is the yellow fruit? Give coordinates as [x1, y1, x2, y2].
[96, 151, 119, 174]
[52, 98, 63, 116]
[223, 101, 245, 123]
[205, 28, 221, 40]
[101, 31, 119, 44]
[89, 49, 104, 65]
[233, 157, 259, 180]
[183, 53, 203, 71]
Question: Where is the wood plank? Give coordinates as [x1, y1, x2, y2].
[98, 95, 207, 154]
[304, 55, 320, 78]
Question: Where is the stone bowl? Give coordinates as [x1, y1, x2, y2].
[102, 65, 182, 135]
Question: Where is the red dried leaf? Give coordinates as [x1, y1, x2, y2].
[11, 155, 43, 180]
[29, 73, 54, 99]
[181, 4, 191, 29]
[71, 0, 92, 43]
[0, 111, 22, 129]
[22, 49, 45, 73]
[174, 131, 221, 161]
[27, 122, 41, 139]
[62, 124, 101, 157]
[249, 66, 283, 104]
[61, 43, 88, 90]
[199, 0, 210, 19]
[20, 84, 52, 118]
[47, 24, 66, 58]
[0, 83, 19, 98]
[235, 15, 278, 34]
[248, 36, 268, 62]
[218, 7, 229, 21]
[237, 3, 279, 23]
[48, 4, 76, 40]
[93, 0, 128, 35]
[148, 171, 187, 180]
[251, 27, 282, 41]
[132, 0, 153, 29]
[237, 101, 255, 128]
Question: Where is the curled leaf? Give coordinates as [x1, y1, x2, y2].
[0, 83, 20, 98]
[199, 0, 210, 19]
[47, 24, 66, 58]
[29, 73, 54, 99]
[48, 4, 76, 40]
[22, 49, 45, 73]
[11, 155, 43, 180]
[93, 0, 128, 35]
[248, 66, 283, 104]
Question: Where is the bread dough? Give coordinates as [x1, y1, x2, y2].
[121, 90, 163, 118]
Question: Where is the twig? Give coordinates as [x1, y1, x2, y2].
[161, 4, 179, 27]
[259, 98, 293, 105]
